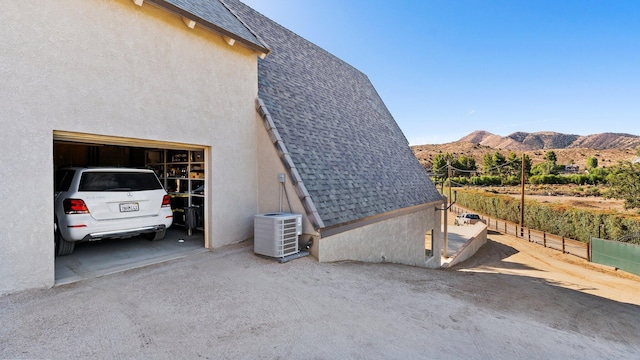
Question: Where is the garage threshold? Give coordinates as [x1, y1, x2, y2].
[55, 228, 207, 286]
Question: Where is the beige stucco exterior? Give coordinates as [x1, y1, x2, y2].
[255, 112, 319, 250]
[0, 0, 444, 294]
[0, 0, 260, 293]
[318, 204, 443, 268]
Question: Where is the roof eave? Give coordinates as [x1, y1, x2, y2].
[142, 0, 270, 57]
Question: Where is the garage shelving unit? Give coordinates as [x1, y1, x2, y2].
[146, 149, 205, 231]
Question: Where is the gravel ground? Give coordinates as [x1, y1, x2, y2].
[1, 236, 640, 359]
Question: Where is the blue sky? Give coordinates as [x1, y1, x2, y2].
[241, 0, 640, 145]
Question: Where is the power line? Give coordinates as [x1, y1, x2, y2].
[429, 157, 522, 174]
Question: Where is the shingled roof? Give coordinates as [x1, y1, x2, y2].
[146, 0, 269, 54]
[226, 0, 442, 229]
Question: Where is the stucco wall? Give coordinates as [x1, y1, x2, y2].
[318, 204, 443, 268]
[0, 0, 259, 293]
[255, 113, 318, 250]
[446, 223, 488, 268]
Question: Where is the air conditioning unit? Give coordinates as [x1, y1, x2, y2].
[254, 213, 302, 259]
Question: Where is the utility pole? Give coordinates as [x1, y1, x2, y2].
[520, 153, 525, 237]
[443, 196, 448, 258]
[448, 159, 452, 211]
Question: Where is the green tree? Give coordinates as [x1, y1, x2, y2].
[604, 162, 640, 210]
[504, 152, 532, 180]
[431, 153, 448, 180]
[586, 156, 598, 170]
[482, 153, 495, 175]
[531, 161, 558, 176]
[454, 155, 477, 177]
[505, 152, 519, 177]
[530, 163, 544, 176]
[523, 154, 532, 177]
[532, 151, 560, 175]
[492, 151, 506, 175]
[545, 150, 558, 164]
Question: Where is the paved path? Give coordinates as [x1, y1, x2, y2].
[445, 222, 481, 254]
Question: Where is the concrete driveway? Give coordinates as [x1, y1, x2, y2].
[2, 239, 640, 359]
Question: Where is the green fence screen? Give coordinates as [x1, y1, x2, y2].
[591, 238, 640, 276]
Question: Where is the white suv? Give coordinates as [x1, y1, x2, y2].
[54, 167, 173, 256]
[454, 213, 483, 226]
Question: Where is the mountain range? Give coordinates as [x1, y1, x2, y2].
[411, 131, 640, 170]
[459, 130, 640, 150]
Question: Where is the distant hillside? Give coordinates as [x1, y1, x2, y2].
[412, 130, 640, 170]
[459, 130, 640, 150]
[569, 133, 640, 149]
[460, 131, 527, 150]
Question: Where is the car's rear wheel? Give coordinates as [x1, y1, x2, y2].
[145, 228, 166, 241]
[55, 220, 75, 256]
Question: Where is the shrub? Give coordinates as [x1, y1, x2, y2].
[466, 175, 502, 186]
[503, 175, 520, 186]
[528, 174, 605, 186]
[456, 189, 640, 243]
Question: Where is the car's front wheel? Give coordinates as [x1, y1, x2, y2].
[54, 220, 75, 256]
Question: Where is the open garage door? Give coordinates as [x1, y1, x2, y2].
[53, 131, 209, 284]
[53, 131, 206, 149]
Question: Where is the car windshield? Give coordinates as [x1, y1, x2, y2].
[79, 172, 162, 191]
[468, 214, 480, 219]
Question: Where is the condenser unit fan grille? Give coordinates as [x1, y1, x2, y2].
[254, 213, 302, 258]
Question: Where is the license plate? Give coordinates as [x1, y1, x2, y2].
[119, 202, 139, 212]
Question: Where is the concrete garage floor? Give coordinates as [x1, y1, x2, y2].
[55, 227, 207, 285]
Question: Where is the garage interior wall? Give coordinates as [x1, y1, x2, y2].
[0, 0, 260, 294]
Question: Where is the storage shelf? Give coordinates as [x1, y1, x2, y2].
[146, 149, 206, 229]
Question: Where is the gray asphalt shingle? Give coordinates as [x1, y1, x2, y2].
[226, 0, 443, 228]
[150, 0, 268, 53]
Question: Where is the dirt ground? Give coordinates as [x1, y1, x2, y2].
[506, 193, 630, 213]
[445, 208, 640, 306]
[1, 230, 640, 359]
[453, 229, 640, 305]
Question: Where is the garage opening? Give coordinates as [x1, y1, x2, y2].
[53, 131, 208, 284]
